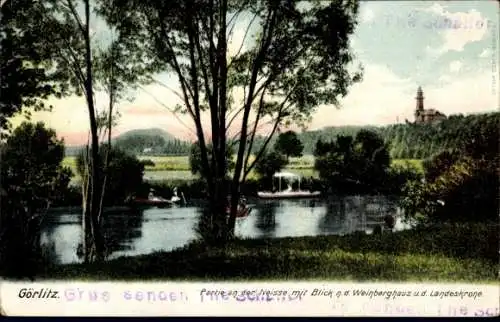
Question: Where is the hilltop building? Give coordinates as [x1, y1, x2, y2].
[414, 87, 446, 124]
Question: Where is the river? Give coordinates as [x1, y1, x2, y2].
[40, 195, 411, 264]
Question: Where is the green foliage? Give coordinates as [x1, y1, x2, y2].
[1, 122, 72, 209]
[385, 162, 423, 195]
[0, 0, 69, 135]
[255, 151, 288, 185]
[76, 146, 145, 205]
[0, 121, 71, 277]
[314, 130, 391, 192]
[251, 113, 500, 160]
[113, 129, 191, 155]
[141, 159, 156, 167]
[274, 131, 304, 160]
[189, 142, 235, 178]
[115, 134, 166, 154]
[401, 114, 499, 224]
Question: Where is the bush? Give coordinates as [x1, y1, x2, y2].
[401, 150, 498, 223]
[141, 159, 156, 167]
[76, 145, 145, 205]
[0, 122, 70, 278]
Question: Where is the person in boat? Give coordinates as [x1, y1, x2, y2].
[225, 196, 247, 214]
[239, 197, 247, 209]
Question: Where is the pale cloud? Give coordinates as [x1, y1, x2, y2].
[438, 74, 452, 83]
[11, 62, 498, 145]
[421, 3, 489, 55]
[309, 64, 417, 129]
[424, 72, 497, 116]
[479, 48, 491, 58]
[308, 62, 497, 130]
[360, 7, 375, 23]
[449, 60, 462, 73]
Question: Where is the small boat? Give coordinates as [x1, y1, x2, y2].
[226, 197, 252, 219]
[170, 187, 186, 205]
[127, 189, 173, 208]
[128, 196, 172, 208]
[257, 190, 321, 199]
[257, 172, 321, 199]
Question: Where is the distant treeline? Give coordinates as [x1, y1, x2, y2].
[65, 136, 192, 156]
[114, 136, 191, 155]
[65, 112, 499, 159]
[251, 112, 499, 159]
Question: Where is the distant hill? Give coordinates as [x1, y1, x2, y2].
[64, 112, 499, 159]
[64, 128, 190, 156]
[114, 128, 177, 142]
[251, 112, 499, 159]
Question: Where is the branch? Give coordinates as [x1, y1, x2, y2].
[226, 0, 251, 28]
[243, 85, 267, 176]
[243, 100, 292, 180]
[152, 12, 196, 120]
[150, 78, 185, 102]
[225, 104, 246, 131]
[139, 85, 198, 138]
[243, 52, 318, 179]
[65, 0, 86, 36]
[227, 11, 258, 70]
[54, 44, 87, 101]
[228, 113, 275, 147]
[186, 8, 214, 185]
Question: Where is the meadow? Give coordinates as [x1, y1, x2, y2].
[41, 223, 498, 281]
[64, 155, 423, 183]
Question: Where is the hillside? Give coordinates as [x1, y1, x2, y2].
[251, 112, 499, 159]
[64, 112, 499, 159]
[115, 128, 177, 142]
[65, 128, 190, 156]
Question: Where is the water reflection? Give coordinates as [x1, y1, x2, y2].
[103, 208, 144, 255]
[254, 201, 278, 237]
[317, 197, 348, 234]
[40, 195, 412, 264]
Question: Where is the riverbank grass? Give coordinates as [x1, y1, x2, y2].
[63, 155, 422, 183]
[41, 223, 498, 282]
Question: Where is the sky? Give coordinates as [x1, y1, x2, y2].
[11, 1, 500, 145]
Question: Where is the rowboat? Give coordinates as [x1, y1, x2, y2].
[128, 196, 172, 208]
[257, 190, 321, 199]
[127, 188, 185, 208]
[226, 197, 252, 219]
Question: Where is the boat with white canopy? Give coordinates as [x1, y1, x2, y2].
[257, 171, 321, 199]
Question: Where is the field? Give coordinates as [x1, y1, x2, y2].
[63, 155, 424, 182]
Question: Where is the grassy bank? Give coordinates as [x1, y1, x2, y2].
[38, 223, 498, 282]
[63, 155, 423, 182]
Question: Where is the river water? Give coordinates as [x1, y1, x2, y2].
[40, 195, 411, 264]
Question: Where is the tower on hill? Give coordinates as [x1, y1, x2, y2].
[414, 87, 446, 124]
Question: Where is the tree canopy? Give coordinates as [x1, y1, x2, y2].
[0, 0, 69, 136]
[255, 150, 288, 184]
[314, 129, 390, 190]
[274, 130, 304, 160]
[76, 146, 145, 205]
[1, 121, 72, 212]
[0, 121, 71, 277]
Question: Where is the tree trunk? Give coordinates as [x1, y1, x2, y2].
[81, 159, 92, 263]
[84, 0, 104, 262]
[216, 0, 229, 241]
